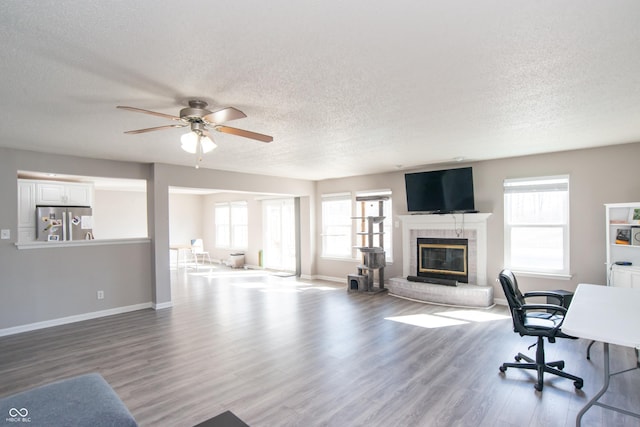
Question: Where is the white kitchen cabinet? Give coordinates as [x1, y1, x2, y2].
[36, 181, 93, 206]
[36, 182, 66, 204]
[65, 183, 93, 205]
[610, 265, 640, 288]
[17, 180, 36, 228]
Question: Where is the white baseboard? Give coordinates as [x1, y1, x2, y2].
[308, 275, 345, 283]
[152, 301, 173, 310]
[493, 297, 507, 306]
[0, 302, 152, 337]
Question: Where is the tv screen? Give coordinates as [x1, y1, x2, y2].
[405, 167, 475, 213]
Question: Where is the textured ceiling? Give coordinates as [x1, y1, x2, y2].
[1, 1, 640, 180]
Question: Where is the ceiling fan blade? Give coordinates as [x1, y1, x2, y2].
[117, 105, 182, 121]
[214, 125, 273, 143]
[124, 124, 187, 134]
[203, 107, 247, 124]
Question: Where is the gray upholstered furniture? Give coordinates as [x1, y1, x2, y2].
[0, 373, 137, 426]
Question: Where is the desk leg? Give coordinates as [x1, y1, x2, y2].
[576, 343, 640, 426]
[576, 343, 611, 426]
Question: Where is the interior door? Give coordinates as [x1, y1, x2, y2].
[262, 198, 296, 272]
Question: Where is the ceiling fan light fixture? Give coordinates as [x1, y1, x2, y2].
[118, 100, 273, 161]
[180, 131, 199, 154]
[200, 135, 217, 153]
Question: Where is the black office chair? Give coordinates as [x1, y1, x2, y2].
[498, 269, 584, 391]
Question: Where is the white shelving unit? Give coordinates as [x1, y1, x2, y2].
[605, 202, 640, 288]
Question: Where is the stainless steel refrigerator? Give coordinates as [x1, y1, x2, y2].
[36, 205, 94, 241]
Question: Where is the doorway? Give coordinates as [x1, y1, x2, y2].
[262, 198, 296, 272]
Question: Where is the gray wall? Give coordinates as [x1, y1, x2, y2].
[1, 149, 316, 332]
[314, 142, 640, 298]
[169, 193, 204, 247]
[479, 142, 640, 296]
[0, 148, 153, 330]
[93, 189, 148, 239]
[3, 141, 639, 331]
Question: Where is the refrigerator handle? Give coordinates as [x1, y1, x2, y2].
[65, 211, 70, 241]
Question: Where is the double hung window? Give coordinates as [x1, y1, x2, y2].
[503, 175, 570, 276]
[215, 201, 248, 249]
[321, 193, 352, 258]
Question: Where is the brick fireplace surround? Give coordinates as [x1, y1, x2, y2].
[388, 213, 494, 308]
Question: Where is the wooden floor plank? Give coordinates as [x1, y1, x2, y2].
[1, 265, 639, 426]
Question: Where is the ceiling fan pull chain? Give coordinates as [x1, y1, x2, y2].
[195, 132, 202, 169]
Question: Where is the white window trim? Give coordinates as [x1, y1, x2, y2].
[503, 175, 570, 277]
[321, 192, 353, 259]
[215, 201, 248, 250]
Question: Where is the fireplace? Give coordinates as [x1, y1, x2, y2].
[417, 238, 468, 283]
[388, 213, 494, 308]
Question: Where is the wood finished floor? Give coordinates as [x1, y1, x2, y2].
[1, 265, 639, 427]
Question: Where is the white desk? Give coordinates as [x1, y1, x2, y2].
[562, 283, 640, 426]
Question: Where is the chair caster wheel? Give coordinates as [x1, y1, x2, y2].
[499, 365, 507, 373]
[574, 381, 583, 389]
[557, 361, 565, 370]
[534, 383, 543, 391]
[515, 355, 522, 362]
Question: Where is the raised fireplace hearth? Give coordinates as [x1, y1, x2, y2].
[388, 213, 494, 308]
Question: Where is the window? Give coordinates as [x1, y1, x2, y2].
[504, 175, 569, 276]
[215, 201, 248, 249]
[355, 190, 393, 262]
[230, 201, 248, 249]
[321, 193, 352, 258]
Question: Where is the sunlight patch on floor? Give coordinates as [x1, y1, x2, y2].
[191, 269, 268, 278]
[232, 281, 338, 293]
[385, 314, 468, 328]
[260, 288, 303, 293]
[235, 282, 269, 289]
[306, 286, 339, 291]
[386, 309, 510, 329]
[436, 310, 510, 322]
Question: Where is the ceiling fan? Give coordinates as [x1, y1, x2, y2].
[117, 100, 273, 167]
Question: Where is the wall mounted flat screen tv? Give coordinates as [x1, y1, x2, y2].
[405, 167, 476, 213]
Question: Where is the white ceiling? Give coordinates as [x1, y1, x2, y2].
[2, 1, 640, 181]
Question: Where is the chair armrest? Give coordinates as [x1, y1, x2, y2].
[523, 290, 569, 305]
[518, 304, 567, 337]
[520, 304, 567, 320]
[520, 303, 567, 315]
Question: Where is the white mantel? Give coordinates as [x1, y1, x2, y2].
[399, 213, 492, 286]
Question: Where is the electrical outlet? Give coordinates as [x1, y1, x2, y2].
[97, 290, 104, 300]
[0, 229, 10, 240]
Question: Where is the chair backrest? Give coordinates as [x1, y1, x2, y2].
[499, 269, 527, 332]
[498, 269, 525, 310]
[190, 239, 204, 253]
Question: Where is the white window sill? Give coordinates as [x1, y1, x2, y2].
[321, 256, 394, 265]
[321, 256, 359, 262]
[510, 270, 573, 280]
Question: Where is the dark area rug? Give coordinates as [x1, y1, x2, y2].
[193, 410, 250, 427]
